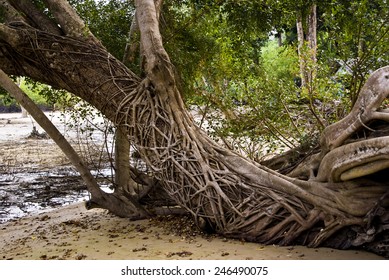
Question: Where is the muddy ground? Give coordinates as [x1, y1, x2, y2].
[0, 112, 385, 260]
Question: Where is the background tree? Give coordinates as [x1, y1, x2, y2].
[320, 0, 389, 105]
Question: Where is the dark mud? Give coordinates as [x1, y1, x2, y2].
[0, 167, 89, 223]
[0, 112, 115, 223]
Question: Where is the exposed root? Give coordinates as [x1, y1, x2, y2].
[317, 136, 389, 182]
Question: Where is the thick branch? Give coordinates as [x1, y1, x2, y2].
[9, 0, 62, 35]
[42, 0, 98, 43]
[135, 0, 175, 85]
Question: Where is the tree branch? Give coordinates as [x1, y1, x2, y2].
[135, 0, 175, 84]
[42, 0, 98, 43]
[8, 0, 62, 35]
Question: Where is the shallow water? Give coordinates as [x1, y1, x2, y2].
[0, 168, 85, 223]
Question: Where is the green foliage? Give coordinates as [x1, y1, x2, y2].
[70, 0, 134, 61]
[0, 88, 14, 106]
[0, 5, 6, 22]
[4, 0, 386, 160]
[161, 0, 274, 99]
[19, 77, 80, 110]
[19, 79, 50, 106]
[320, 0, 389, 103]
[0, 78, 44, 108]
[261, 40, 299, 81]
[0, 77, 77, 111]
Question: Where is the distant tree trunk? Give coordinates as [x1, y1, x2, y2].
[307, 4, 317, 85]
[296, 4, 317, 90]
[20, 106, 28, 117]
[296, 5, 324, 128]
[276, 30, 282, 47]
[296, 11, 306, 89]
[1, 0, 389, 257]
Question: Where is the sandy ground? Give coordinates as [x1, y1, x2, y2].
[1, 202, 384, 260]
[0, 112, 385, 260]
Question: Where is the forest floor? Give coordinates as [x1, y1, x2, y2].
[0, 112, 385, 260]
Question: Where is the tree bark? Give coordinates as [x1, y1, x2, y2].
[296, 11, 306, 89]
[114, 127, 137, 196]
[296, 5, 317, 90]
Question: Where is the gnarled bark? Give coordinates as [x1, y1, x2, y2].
[0, 0, 388, 257]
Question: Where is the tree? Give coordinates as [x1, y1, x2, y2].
[320, 0, 389, 105]
[1, 0, 389, 257]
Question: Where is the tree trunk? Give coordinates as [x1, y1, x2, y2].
[296, 5, 317, 90]
[296, 11, 306, 89]
[276, 30, 282, 47]
[114, 0, 165, 199]
[307, 4, 317, 85]
[115, 13, 140, 199]
[114, 127, 137, 197]
[20, 106, 28, 117]
[1, 0, 389, 257]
